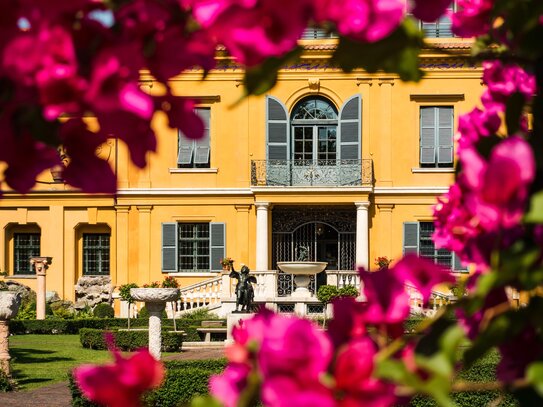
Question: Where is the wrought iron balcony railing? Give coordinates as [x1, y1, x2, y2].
[251, 159, 373, 187]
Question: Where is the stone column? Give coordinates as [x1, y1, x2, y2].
[147, 302, 165, 360]
[31, 257, 52, 320]
[0, 321, 10, 375]
[355, 202, 370, 270]
[255, 202, 270, 271]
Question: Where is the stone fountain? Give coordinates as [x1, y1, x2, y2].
[0, 291, 22, 376]
[276, 261, 328, 298]
[130, 288, 180, 360]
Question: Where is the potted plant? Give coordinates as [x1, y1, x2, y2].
[220, 257, 234, 271]
[375, 256, 392, 270]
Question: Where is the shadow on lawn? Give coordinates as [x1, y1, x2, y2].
[10, 348, 73, 364]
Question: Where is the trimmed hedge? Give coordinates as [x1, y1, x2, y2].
[8, 318, 226, 337]
[93, 303, 115, 318]
[69, 359, 227, 407]
[79, 328, 184, 352]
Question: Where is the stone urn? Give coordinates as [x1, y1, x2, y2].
[0, 292, 22, 375]
[130, 288, 180, 360]
[276, 261, 327, 298]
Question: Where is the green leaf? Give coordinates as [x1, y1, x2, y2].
[333, 19, 424, 82]
[243, 47, 303, 96]
[525, 190, 543, 223]
[527, 362, 543, 396]
[191, 396, 224, 407]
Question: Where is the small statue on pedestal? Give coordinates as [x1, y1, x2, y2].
[229, 264, 257, 313]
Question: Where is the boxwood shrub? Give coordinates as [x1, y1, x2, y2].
[8, 317, 225, 337]
[69, 359, 228, 407]
[79, 328, 184, 352]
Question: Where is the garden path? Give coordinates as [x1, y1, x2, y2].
[0, 347, 226, 406]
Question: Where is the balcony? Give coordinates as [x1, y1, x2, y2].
[251, 159, 373, 187]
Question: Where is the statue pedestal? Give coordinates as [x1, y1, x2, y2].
[225, 312, 256, 345]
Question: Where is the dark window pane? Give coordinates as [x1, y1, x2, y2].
[14, 233, 40, 274]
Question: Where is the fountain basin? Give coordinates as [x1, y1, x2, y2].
[130, 288, 180, 303]
[277, 262, 327, 298]
[0, 292, 21, 320]
[276, 261, 327, 275]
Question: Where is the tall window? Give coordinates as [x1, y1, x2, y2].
[162, 222, 225, 273]
[83, 233, 110, 275]
[291, 97, 338, 162]
[179, 223, 210, 272]
[403, 222, 466, 272]
[418, 222, 453, 268]
[177, 107, 210, 168]
[420, 2, 455, 38]
[14, 233, 40, 275]
[419, 106, 454, 168]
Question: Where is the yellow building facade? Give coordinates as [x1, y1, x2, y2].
[0, 33, 481, 313]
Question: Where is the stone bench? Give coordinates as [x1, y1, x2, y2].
[196, 327, 227, 342]
[201, 320, 224, 328]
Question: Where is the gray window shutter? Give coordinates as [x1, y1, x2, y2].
[437, 107, 453, 165]
[266, 96, 289, 161]
[339, 94, 361, 160]
[194, 108, 210, 165]
[403, 222, 419, 255]
[162, 223, 178, 272]
[453, 253, 467, 272]
[177, 143, 193, 165]
[420, 107, 436, 165]
[210, 222, 225, 272]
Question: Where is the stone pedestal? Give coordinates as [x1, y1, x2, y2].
[30, 257, 52, 320]
[0, 291, 22, 376]
[130, 288, 180, 360]
[226, 313, 256, 345]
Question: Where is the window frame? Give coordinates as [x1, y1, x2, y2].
[13, 232, 41, 275]
[82, 233, 111, 276]
[177, 107, 211, 169]
[418, 1, 456, 38]
[419, 105, 454, 168]
[178, 223, 211, 272]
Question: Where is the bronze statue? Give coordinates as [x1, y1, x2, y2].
[229, 264, 257, 312]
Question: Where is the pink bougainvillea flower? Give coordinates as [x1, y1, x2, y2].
[188, 0, 312, 66]
[60, 119, 116, 193]
[209, 363, 251, 407]
[497, 326, 543, 382]
[97, 109, 157, 168]
[261, 375, 335, 407]
[451, 0, 494, 38]
[394, 254, 455, 304]
[74, 347, 164, 407]
[256, 313, 332, 382]
[155, 94, 204, 140]
[358, 266, 410, 325]
[315, 0, 404, 43]
[481, 61, 536, 111]
[335, 338, 396, 407]
[456, 107, 501, 150]
[456, 287, 508, 340]
[434, 136, 535, 268]
[327, 296, 367, 348]
[410, 0, 452, 22]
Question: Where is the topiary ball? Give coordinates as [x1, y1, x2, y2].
[93, 303, 115, 318]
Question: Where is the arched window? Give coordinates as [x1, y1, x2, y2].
[291, 97, 338, 162]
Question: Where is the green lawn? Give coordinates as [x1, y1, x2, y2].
[9, 334, 179, 391]
[9, 335, 112, 390]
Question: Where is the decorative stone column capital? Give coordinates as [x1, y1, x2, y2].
[354, 201, 370, 210]
[30, 257, 52, 276]
[255, 202, 270, 211]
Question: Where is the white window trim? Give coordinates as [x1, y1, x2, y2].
[169, 168, 218, 174]
[412, 168, 455, 173]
